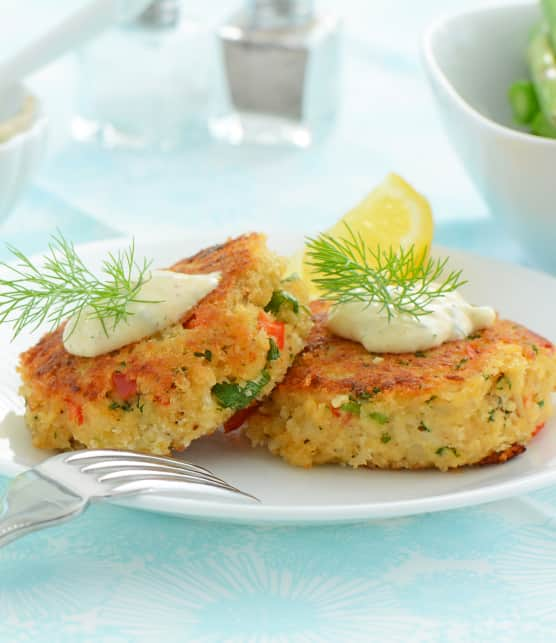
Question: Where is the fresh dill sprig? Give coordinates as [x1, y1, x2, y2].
[305, 225, 467, 320]
[0, 232, 154, 339]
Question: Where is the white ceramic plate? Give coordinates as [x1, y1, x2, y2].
[1, 232, 555, 524]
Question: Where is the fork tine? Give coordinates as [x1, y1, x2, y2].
[79, 459, 226, 486]
[109, 478, 260, 502]
[64, 450, 260, 503]
[97, 469, 233, 488]
[97, 469, 259, 502]
[65, 450, 216, 477]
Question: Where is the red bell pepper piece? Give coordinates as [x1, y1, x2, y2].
[258, 311, 285, 349]
[533, 422, 546, 437]
[64, 398, 84, 425]
[112, 372, 137, 400]
[223, 404, 257, 432]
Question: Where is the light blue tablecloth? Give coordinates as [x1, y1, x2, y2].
[1, 1, 554, 641]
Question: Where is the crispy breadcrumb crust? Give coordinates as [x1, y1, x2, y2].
[246, 301, 556, 470]
[19, 234, 312, 454]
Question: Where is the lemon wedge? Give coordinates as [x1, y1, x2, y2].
[294, 173, 434, 299]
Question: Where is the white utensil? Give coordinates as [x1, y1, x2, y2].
[0, 449, 258, 547]
[0, 0, 151, 222]
[0, 0, 152, 91]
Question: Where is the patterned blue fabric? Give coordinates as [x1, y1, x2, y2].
[1, 1, 554, 641]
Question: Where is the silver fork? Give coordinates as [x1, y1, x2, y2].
[0, 449, 259, 547]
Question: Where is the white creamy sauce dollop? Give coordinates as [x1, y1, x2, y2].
[327, 288, 496, 354]
[63, 270, 220, 357]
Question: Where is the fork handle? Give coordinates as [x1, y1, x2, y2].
[0, 470, 87, 548]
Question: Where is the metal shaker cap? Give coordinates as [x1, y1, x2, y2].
[138, 0, 180, 28]
[248, 0, 314, 28]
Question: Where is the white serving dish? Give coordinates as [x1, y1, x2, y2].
[0, 83, 48, 223]
[422, 2, 556, 273]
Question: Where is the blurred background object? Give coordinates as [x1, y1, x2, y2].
[423, 2, 556, 274]
[0, 0, 154, 220]
[210, 0, 341, 147]
[0, 0, 540, 276]
[0, 83, 48, 224]
[74, 0, 212, 149]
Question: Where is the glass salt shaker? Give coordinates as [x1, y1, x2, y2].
[73, 0, 210, 150]
[210, 0, 341, 147]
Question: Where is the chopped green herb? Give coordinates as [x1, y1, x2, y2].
[418, 420, 431, 432]
[488, 409, 496, 423]
[119, 361, 127, 368]
[436, 446, 459, 457]
[109, 400, 133, 412]
[194, 349, 212, 362]
[531, 344, 539, 355]
[380, 432, 392, 443]
[369, 411, 389, 425]
[212, 370, 270, 410]
[397, 359, 410, 366]
[358, 387, 382, 400]
[266, 337, 280, 362]
[467, 332, 482, 340]
[264, 290, 299, 315]
[454, 357, 468, 370]
[414, 351, 426, 358]
[482, 373, 491, 381]
[538, 399, 545, 408]
[496, 374, 512, 390]
[425, 395, 437, 404]
[340, 400, 361, 415]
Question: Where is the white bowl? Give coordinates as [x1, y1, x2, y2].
[422, 2, 556, 273]
[0, 84, 48, 224]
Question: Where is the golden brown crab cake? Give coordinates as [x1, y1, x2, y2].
[245, 300, 556, 471]
[18, 234, 312, 455]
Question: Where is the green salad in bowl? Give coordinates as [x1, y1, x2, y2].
[509, 0, 556, 137]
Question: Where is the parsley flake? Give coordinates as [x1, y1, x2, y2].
[369, 411, 389, 425]
[212, 370, 270, 410]
[264, 290, 299, 315]
[436, 446, 459, 457]
[194, 350, 212, 362]
[266, 337, 280, 362]
[340, 400, 361, 415]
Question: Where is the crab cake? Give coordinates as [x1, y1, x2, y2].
[246, 300, 556, 471]
[18, 234, 312, 455]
